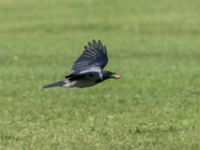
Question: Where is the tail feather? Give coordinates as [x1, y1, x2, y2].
[43, 81, 65, 89]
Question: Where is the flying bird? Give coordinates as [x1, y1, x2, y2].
[43, 40, 120, 88]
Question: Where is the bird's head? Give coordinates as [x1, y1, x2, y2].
[103, 71, 121, 80]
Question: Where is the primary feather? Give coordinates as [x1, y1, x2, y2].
[72, 40, 108, 73]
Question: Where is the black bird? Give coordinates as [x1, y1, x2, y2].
[43, 40, 120, 88]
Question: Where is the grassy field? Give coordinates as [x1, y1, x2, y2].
[1, 0, 200, 149]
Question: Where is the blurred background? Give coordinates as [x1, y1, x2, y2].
[1, 0, 200, 149]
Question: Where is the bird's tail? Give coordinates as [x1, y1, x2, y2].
[43, 81, 65, 89]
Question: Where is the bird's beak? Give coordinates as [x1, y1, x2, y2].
[112, 73, 121, 79]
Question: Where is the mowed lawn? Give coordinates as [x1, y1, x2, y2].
[1, 0, 200, 149]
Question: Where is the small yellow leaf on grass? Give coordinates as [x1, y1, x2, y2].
[13, 55, 19, 61]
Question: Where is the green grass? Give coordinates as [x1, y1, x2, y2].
[1, 0, 200, 149]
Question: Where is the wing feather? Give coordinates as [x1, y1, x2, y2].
[71, 40, 108, 73]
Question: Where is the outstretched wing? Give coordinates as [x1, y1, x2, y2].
[71, 40, 108, 73]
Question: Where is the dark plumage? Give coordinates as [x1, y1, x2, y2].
[43, 40, 120, 89]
